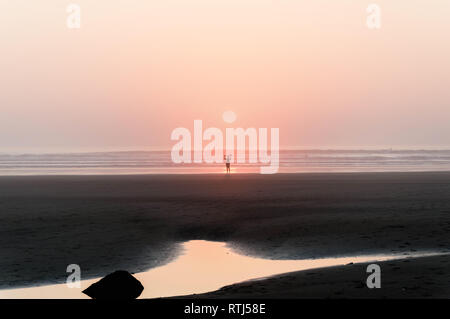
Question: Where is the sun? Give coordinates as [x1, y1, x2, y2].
[222, 111, 236, 124]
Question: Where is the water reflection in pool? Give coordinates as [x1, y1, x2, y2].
[0, 240, 441, 299]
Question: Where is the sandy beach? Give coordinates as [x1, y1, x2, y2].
[1, 172, 450, 297]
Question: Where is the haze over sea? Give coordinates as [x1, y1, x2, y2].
[1, 149, 450, 175]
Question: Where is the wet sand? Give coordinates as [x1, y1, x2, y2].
[1, 172, 449, 297]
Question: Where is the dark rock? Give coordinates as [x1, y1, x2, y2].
[82, 270, 144, 299]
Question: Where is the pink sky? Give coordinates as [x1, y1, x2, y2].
[1, 0, 449, 152]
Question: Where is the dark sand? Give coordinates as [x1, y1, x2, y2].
[1, 172, 450, 297]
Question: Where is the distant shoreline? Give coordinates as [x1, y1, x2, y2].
[1, 149, 450, 175]
[1, 170, 450, 180]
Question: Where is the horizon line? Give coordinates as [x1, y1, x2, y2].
[2, 147, 450, 156]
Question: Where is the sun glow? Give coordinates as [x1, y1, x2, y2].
[222, 111, 237, 124]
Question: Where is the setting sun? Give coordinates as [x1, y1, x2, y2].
[222, 111, 237, 124]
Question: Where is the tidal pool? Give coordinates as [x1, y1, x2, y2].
[0, 240, 442, 299]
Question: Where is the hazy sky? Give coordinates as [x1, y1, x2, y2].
[1, 0, 449, 152]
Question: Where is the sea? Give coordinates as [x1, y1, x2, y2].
[1, 149, 450, 175]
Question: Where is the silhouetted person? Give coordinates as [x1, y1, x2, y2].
[224, 154, 231, 174]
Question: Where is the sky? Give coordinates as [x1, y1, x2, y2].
[1, 0, 449, 152]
